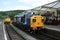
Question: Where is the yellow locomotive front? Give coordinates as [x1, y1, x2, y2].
[30, 15, 44, 30]
[4, 18, 11, 24]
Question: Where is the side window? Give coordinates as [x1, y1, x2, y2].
[21, 16, 25, 23]
[21, 17, 24, 22]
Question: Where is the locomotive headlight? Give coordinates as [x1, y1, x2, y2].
[32, 19, 36, 22]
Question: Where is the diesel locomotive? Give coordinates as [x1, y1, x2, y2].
[4, 17, 11, 24]
[13, 11, 44, 31]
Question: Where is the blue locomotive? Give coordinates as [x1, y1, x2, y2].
[13, 11, 44, 31]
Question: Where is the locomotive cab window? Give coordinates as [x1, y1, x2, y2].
[32, 19, 36, 22]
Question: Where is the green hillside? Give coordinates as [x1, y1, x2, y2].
[0, 10, 25, 19]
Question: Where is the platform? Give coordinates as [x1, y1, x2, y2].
[45, 25, 60, 31]
[11, 24, 37, 40]
[0, 21, 5, 40]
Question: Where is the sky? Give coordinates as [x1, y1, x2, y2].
[0, 0, 57, 11]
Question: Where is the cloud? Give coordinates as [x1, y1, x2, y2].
[17, 0, 32, 3]
[17, 0, 57, 8]
[1, 6, 32, 11]
[15, 6, 32, 10]
[0, 9, 2, 11]
[0, 0, 57, 11]
[2, 1, 10, 5]
[32, 0, 57, 7]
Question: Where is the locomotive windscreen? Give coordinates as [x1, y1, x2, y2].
[32, 19, 36, 22]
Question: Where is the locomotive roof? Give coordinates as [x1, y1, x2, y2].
[15, 11, 34, 18]
[15, 13, 25, 17]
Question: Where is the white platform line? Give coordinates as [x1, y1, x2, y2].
[45, 27, 60, 31]
[3, 21, 7, 40]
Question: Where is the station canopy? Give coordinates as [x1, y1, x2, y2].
[42, 1, 60, 9]
[32, 0, 60, 11]
[57, 0, 60, 2]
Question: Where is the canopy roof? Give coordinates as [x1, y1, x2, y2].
[42, 1, 60, 9]
[32, 0, 60, 11]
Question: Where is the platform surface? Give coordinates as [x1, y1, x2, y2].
[45, 25, 60, 31]
[0, 21, 5, 40]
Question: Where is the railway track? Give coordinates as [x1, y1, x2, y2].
[42, 28, 60, 40]
[31, 30, 60, 40]
[24, 29, 59, 40]
[5, 24, 26, 40]
[12, 23, 60, 40]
